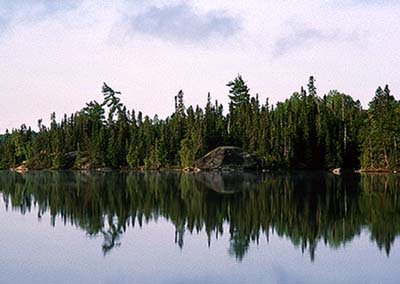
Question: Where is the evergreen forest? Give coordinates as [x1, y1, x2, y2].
[0, 75, 399, 171]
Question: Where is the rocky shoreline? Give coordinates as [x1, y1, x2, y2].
[9, 146, 400, 175]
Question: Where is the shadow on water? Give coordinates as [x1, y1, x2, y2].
[0, 170, 400, 260]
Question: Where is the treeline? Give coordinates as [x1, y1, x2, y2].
[0, 76, 399, 170]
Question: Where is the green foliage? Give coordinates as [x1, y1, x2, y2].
[360, 85, 400, 170]
[227, 74, 250, 109]
[0, 78, 398, 171]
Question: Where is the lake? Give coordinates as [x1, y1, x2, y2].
[0, 171, 399, 284]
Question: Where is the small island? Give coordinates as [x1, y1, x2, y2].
[1, 76, 399, 173]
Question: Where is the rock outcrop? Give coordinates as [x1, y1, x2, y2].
[331, 168, 342, 175]
[14, 164, 28, 173]
[193, 146, 261, 171]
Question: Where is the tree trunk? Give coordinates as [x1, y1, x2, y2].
[369, 137, 374, 169]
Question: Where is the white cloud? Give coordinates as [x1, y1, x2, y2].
[127, 3, 241, 43]
[0, 0, 399, 132]
[272, 21, 361, 57]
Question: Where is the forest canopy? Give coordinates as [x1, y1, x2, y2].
[0, 76, 399, 171]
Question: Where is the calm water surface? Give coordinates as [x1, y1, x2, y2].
[0, 171, 400, 284]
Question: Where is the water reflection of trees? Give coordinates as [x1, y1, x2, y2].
[1, 171, 400, 260]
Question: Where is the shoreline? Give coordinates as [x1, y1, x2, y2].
[6, 166, 400, 175]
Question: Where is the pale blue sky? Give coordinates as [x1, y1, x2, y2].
[1, 0, 399, 131]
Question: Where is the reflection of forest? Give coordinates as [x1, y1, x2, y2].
[1, 171, 400, 260]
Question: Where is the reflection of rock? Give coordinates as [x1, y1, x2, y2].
[194, 172, 262, 194]
[194, 146, 261, 171]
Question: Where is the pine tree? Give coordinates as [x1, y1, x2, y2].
[307, 76, 317, 97]
[227, 74, 250, 109]
[175, 90, 185, 116]
[102, 83, 123, 124]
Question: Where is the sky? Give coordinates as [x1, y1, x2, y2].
[0, 0, 399, 132]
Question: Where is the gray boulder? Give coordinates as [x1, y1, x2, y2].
[194, 146, 261, 171]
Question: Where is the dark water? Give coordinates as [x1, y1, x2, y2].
[0, 171, 400, 284]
